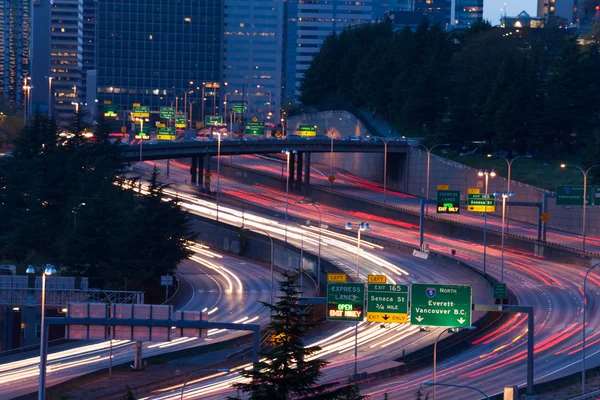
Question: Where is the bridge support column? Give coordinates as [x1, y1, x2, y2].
[296, 151, 303, 190]
[190, 156, 197, 184]
[197, 155, 204, 190]
[289, 152, 296, 184]
[134, 341, 143, 370]
[303, 152, 311, 196]
[204, 156, 212, 193]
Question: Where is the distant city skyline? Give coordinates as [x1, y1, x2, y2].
[483, 0, 537, 25]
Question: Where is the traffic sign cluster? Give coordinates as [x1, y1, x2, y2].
[326, 275, 472, 328]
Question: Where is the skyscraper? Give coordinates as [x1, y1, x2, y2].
[284, 0, 404, 104]
[223, 0, 284, 122]
[50, 0, 84, 124]
[0, 0, 32, 114]
[96, 0, 223, 123]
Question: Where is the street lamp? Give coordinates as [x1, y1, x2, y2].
[72, 202, 86, 230]
[433, 326, 476, 400]
[345, 221, 371, 378]
[487, 154, 531, 233]
[477, 169, 496, 275]
[493, 191, 514, 283]
[181, 368, 230, 399]
[135, 117, 149, 192]
[383, 139, 388, 204]
[420, 144, 449, 215]
[216, 132, 227, 222]
[46, 77, 54, 117]
[27, 263, 57, 400]
[560, 163, 600, 252]
[282, 149, 297, 244]
[581, 261, 600, 394]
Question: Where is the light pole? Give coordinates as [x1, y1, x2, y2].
[27, 263, 57, 400]
[433, 326, 476, 400]
[581, 261, 600, 394]
[477, 169, 496, 275]
[383, 139, 388, 204]
[424, 382, 488, 399]
[420, 144, 449, 215]
[494, 191, 514, 283]
[246, 228, 275, 306]
[308, 202, 322, 292]
[330, 133, 334, 188]
[488, 154, 531, 233]
[46, 77, 53, 117]
[560, 164, 600, 252]
[181, 368, 230, 399]
[72, 202, 86, 230]
[216, 132, 226, 222]
[282, 149, 296, 244]
[345, 221, 371, 377]
[135, 118, 149, 191]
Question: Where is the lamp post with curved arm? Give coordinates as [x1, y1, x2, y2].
[560, 164, 600, 252]
[432, 326, 476, 400]
[420, 143, 449, 215]
[477, 169, 496, 275]
[487, 154, 531, 233]
[282, 149, 297, 245]
[424, 381, 488, 399]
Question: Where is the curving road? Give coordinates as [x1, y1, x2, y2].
[140, 158, 600, 399]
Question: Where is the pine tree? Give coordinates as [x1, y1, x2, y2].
[230, 271, 358, 400]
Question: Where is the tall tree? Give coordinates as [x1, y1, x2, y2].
[230, 271, 364, 400]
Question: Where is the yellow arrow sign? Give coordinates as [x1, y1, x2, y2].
[467, 205, 495, 212]
[367, 312, 408, 323]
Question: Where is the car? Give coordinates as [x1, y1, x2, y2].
[348, 136, 363, 142]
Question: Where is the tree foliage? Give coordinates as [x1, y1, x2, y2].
[229, 271, 364, 400]
[299, 20, 600, 156]
[0, 111, 194, 300]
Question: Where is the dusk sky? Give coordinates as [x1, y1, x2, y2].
[483, 0, 538, 26]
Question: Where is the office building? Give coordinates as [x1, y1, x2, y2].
[223, 0, 284, 123]
[537, 0, 600, 24]
[31, 0, 52, 115]
[50, 0, 84, 124]
[96, 0, 223, 125]
[284, 0, 404, 104]
[0, 0, 32, 114]
[453, 0, 483, 27]
[82, 0, 97, 118]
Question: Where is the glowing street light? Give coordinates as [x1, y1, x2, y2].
[477, 169, 496, 275]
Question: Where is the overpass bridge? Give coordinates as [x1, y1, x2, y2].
[119, 138, 409, 190]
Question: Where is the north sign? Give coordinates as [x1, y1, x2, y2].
[556, 185, 592, 206]
[437, 190, 460, 214]
[410, 283, 472, 327]
[327, 283, 364, 322]
[367, 284, 408, 323]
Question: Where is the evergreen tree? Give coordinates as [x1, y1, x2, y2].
[229, 271, 364, 400]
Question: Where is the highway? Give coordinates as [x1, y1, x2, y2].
[227, 154, 600, 254]
[140, 158, 600, 399]
[0, 243, 277, 399]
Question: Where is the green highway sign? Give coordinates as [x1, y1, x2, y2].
[245, 121, 265, 135]
[410, 283, 472, 327]
[132, 105, 150, 118]
[205, 115, 223, 126]
[437, 190, 460, 214]
[556, 185, 592, 206]
[134, 124, 149, 134]
[298, 124, 317, 137]
[467, 193, 495, 213]
[367, 284, 408, 323]
[160, 107, 175, 119]
[157, 127, 176, 140]
[493, 283, 507, 300]
[232, 102, 247, 113]
[175, 116, 186, 128]
[327, 282, 365, 322]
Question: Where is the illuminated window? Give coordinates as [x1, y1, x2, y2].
[184, 17, 191, 22]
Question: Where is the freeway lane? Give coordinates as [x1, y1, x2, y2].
[0, 243, 276, 399]
[148, 159, 600, 399]
[228, 154, 600, 254]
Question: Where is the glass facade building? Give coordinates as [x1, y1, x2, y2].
[0, 0, 32, 113]
[96, 0, 223, 120]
